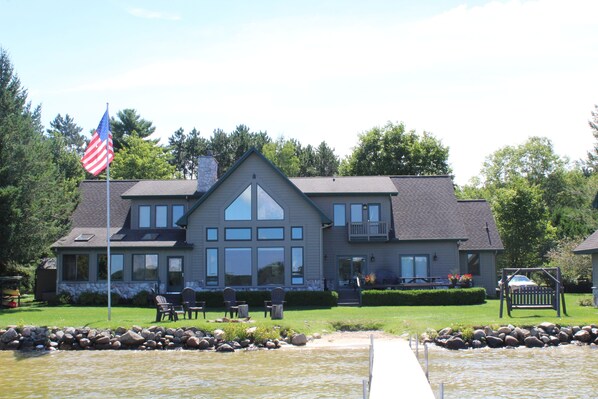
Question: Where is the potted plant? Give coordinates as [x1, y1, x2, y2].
[364, 273, 376, 286]
[448, 273, 460, 288]
[459, 273, 473, 288]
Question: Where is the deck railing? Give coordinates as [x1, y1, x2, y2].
[348, 221, 388, 241]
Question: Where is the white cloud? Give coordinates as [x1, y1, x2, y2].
[127, 7, 180, 21]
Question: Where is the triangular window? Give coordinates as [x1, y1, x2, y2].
[225, 185, 252, 221]
[257, 185, 284, 220]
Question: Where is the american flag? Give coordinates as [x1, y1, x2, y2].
[81, 109, 114, 176]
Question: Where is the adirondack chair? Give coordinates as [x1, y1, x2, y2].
[223, 287, 246, 318]
[181, 287, 206, 319]
[264, 287, 286, 318]
[154, 295, 178, 322]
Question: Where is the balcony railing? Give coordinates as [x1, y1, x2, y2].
[348, 221, 389, 242]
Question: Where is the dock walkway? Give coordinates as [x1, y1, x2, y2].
[369, 340, 435, 398]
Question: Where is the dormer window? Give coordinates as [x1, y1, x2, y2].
[139, 205, 150, 228]
[225, 185, 252, 221]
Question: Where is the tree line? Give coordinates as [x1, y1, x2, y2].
[1, 47, 597, 291]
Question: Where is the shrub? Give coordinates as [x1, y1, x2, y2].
[196, 290, 338, 308]
[77, 291, 121, 306]
[361, 287, 486, 306]
[48, 291, 72, 306]
[331, 320, 383, 331]
[131, 290, 152, 307]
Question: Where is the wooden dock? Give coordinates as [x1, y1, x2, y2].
[368, 340, 435, 398]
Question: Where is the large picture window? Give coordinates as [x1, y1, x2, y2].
[206, 248, 219, 286]
[400, 255, 428, 283]
[139, 205, 151, 228]
[258, 247, 284, 285]
[291, 247, 304, 285]
[133, 254, 158, 281]
[225, 185, 252, 221]
[257, 185, 284, 220]
[62, 254, 89, 281]
[97, 254, 124, 281]
[225, 248, 252, 286]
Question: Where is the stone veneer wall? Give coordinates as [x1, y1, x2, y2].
[58, 279, 324, 299]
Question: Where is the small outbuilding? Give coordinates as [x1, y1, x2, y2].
[573, 230, 598, 306]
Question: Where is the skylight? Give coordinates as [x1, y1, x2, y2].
[75, 234, 94, 242]
[111, 233, 126, 241]
[141, 233, 159, 240]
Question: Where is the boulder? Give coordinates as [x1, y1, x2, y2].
[558, 331, 570, 343]
[486, 336, 504, 348]
[216, 343, 234, 352]
[1, 328, 19, 344]
[445, 337, 467, 350]
[524, 336, 544, 348]
[473, 329, 486, 341]
[438, 327, 453, 336]
[471, 340, 483, 349]
[213, 329, 225, 341]
[497, 326, 512, 335]
[539, 322, 556, 335]
[94, 336, 111, 345]
[265, 341, 277, 349]
[504, 335, 520, 347]
[186, 336, 200, 348]
[291, 333, 308, 346]
[574, 330, 592, 343]
[78, 338, 91, 348]
[119, 331, 145, 346]
[198, 339, 211, 350]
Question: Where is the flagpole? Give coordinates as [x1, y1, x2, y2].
[106, 103, 112, 321]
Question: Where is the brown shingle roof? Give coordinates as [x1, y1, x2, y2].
[122, 180, 200, 198]
[290, 176, 398, 195]
[71, 180, 138, 228]
[457, 200, 504, 250]
[53, 227, 191, 249]
[390, 176, 468, 240]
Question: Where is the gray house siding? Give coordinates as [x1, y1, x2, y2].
[459, 251, 498, 297]
[185, 153, 323, 289]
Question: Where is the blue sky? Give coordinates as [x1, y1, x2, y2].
[1, 0, 597, 184]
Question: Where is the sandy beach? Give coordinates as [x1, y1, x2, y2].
[305, 330, 404, 348]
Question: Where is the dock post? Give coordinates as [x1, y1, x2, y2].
[439, 382, 444, 399]
[424, 343, 429, 381]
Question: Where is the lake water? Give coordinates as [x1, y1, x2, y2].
[0, 344, 596, 398]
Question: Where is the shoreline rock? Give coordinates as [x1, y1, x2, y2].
[424, 323, 598, 350]
[0, 325, 300, 352]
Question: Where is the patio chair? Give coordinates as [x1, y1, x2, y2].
[223, 287, 246, 318]
[264, 287, 286, 318]
[181, 287, 206, 319]
[154, 295, 179, 322]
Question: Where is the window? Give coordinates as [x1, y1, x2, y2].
[206, 228, 218, 241]
[225, 185, 252, 220]
[257, 227, 284, 240]
[291, 247, 304, 285]
[133, 254, 158, 281]
[172, 205, 184, 227]
[257, 185, 284, 220]
[467, 253, 481, 276]
[156, 205, 167, 228]
[97, 254, 124, 281]
[139, 205, 151, 228]
[225, 228, 252, 240]
[225, 248, 252, 286]
[400, 255, 428, 282]
[62, 254, 89, 281]
[291, 226, 303, 240]
[258, 247, 284, 285]
[368, 204, 380, 222]
[333, 204, 346, 226]
[350, 204, 363, 223]
[206, 248, 219, 286]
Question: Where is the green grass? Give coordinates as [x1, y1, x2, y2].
[1, 294, 596, 336]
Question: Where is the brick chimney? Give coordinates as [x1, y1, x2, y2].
[197, 153, 218, 193]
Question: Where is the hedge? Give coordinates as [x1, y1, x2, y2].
[195, 290, 338, 308]
[361, 287, 486, 306]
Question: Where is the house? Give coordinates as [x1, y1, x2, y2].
[52, 148, 503, 299]
[573, 231, 598, 300]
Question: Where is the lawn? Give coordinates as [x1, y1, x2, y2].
[1, 294, 596, 336]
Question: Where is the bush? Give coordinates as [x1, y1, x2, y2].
[361, 287, 486, 306]
[77, 291, 121, 306]
[131, 290, 152, 307]
[331, 320, 382, 331]
[48, 291, 72, 306]
[196, 290, 338, 308]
